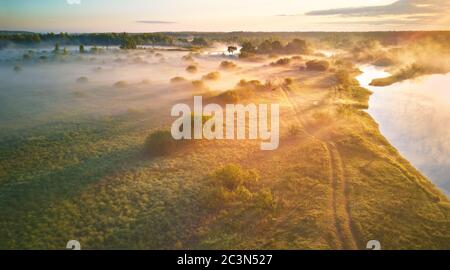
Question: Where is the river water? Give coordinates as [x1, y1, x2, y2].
[357, 66, 450, 196]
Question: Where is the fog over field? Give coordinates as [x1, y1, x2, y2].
[0, 45, 270, 133]
[0, 30, 450, 250]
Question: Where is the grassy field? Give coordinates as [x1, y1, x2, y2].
[0, 40, 449, 249]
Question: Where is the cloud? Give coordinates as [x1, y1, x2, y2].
[300, 0, 450, 28]
[275, 14, 299, 17]
[305, 0, 447, 17]
[136, 20, 176, 24]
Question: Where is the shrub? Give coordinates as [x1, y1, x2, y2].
[202, 71, 220, 81]
[217, 90, 239, 103]
[22, 53, 32, 61]
[284, 78, 294, 86]
[219, 61, 237, 70]
[13, 65, 22, 72]
[288, 124, 302, 136]
[170, 76, 187, 83]
[211, 164, 259, 191]
[284, 39, 309, 54]
[306, 60, 330, 71]
[76, 76, 89, 83]
[186, 65, 198, 73]
[191, 80, 208, 90]
[270, 58, 291, 66]
[237, 79, 264, 91]
[144, 130, 178, 157]
[114, 81, 128, 88]
[182, 54, 194, 62]
[373, 57, 395, 67]
[192, 37, 209, 47]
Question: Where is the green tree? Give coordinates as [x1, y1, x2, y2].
[239, 42, 256, 58]
[285, 39, 308, 54]
[227, 46, 237, 55]
[258, 40, 273, 54]
[120, 38, 137, 49]
[192, 37, 209, 47]
[271, 41, 283, 52]
[53, 43, 60, 53]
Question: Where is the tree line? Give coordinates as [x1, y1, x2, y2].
[0, 32, 174, 47]
[239, 38, 310, 58]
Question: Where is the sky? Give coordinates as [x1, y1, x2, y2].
[1, 0, 449, 32]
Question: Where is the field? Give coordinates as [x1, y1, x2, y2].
[0, 32, 449, 249]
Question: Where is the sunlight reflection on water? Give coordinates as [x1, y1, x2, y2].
[358, 66, 450, 196]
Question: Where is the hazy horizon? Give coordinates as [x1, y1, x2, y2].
[1, 0, 450, 33]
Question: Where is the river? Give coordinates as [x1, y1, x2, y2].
[357, 65, 450, 196]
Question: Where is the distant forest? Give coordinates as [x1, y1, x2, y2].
[1, 31, 449, 49]
[0, 32, 175, 48]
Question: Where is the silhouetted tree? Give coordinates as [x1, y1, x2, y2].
[227, 46, 237, 55]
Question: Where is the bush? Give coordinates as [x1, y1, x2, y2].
[13, 65, 22, 72]
[219, 61, 237, 70]
[288, 124, 302, 136]
[202, 71, 220, 81]
[186, 65, 198, 73]
[22, 52, 32, 61]
[191, 80, 208, 90]
[192, 37, 209, 47]
[144, 130, 178, 157]
[211, 164, 259, 191]
[170, 76, 187, 83]
[284, 39, 309, 54]
[270, 58, 291, 66]
[217, 90, 240, 103]
[306, 60, 330, 71]
[114, 81, 128, 88]
[76, 76, 89, 83]
[182, 54, 194, 62]
[284, 77, 294, 86]
[237, 79, 264, 91]
[373, 57, 394, 67]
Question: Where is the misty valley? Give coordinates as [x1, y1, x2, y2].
[0, 31, 449, 250]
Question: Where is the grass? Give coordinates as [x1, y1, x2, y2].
[0, 47, 449, 250]
[370, 63, 447, 86]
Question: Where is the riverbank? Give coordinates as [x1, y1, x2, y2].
[358, 65, 450, 196]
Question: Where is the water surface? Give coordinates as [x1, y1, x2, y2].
[357, 66, 450, 196]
